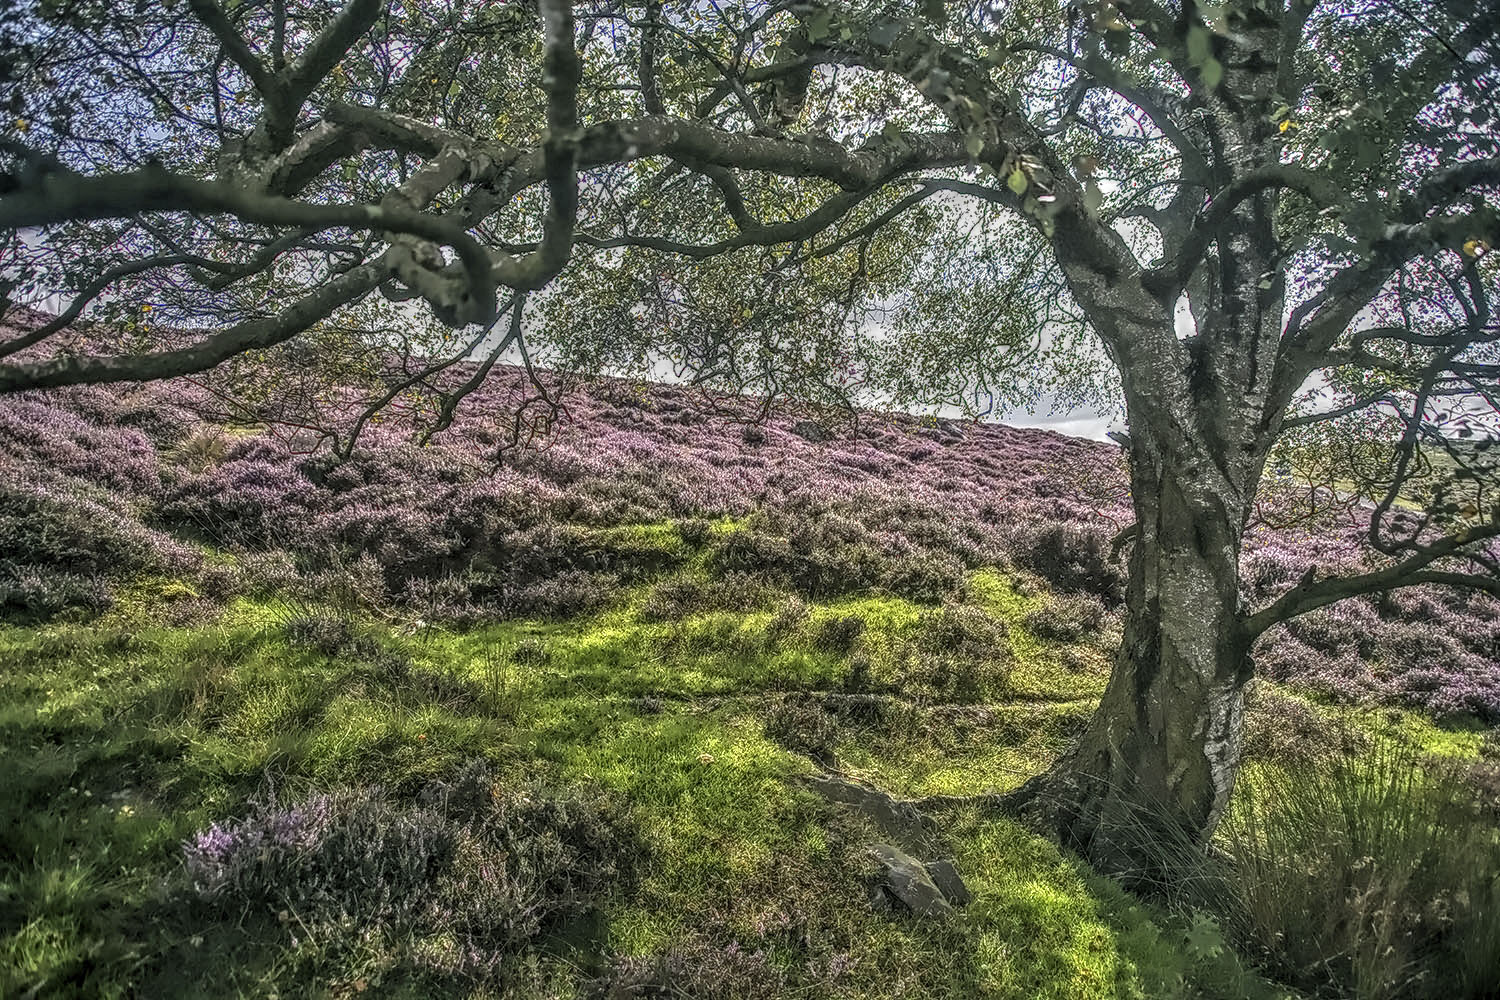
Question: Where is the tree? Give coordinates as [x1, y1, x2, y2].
[2, 0, 1498, 869]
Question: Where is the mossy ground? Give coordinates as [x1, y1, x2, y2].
[4, 555, 1472, 999]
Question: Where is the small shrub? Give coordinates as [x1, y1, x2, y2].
[164, 596, 223, 628]
[510, 636, 550, 666]
[183, 762, 635, 978]
[1010, 522, 1124, 604]
[709, 527, 795, 584]
[810, 613, 865, 655]
[641, 572, 772, 622]
[674, 517, 713, 547]
[167, 424, 228, 472]
[921, 603, 1007, 659]
[509, 569, 618, 619]
[0, 563, 112, 617]
[789, 419, 831, 443]
[184, 786, 452, 926]
[707, 516, 894, 600]
[195, 561, 244, 601]
[765, 595, 809, 645]
[1, 478, 169, 578]
[880, 551, 966, 603]
[307, 551, 389, 610]
[348, 647, 483, 708]
[1024, 593, 1108, 642]
[762, 699, 843, 764]
[236, 549, 302, 596]
[401, 570, 484, 622]
[280, 607, 357, 656]
[0, 473, 195, 617]
[1467, 758, 1500, 817]
[842, 652, 874, 693]
[1241, 689, 1365, 763]
[785, 520, 883, 598]
[641, 576, 709, 622]
[907, 651, 986, 703]
[907, 604, 1013, 701]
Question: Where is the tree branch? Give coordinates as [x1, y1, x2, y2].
[0, 253, 203, 360]
[493, 0, 580, 291]
[284, 0, 382, 112]
[1243, 518, 1500, 638]
[0, 163, 498, 325]
[1279, 391, 1402, 430]
[0, 260, 387, 392]
[1148, 164, 1351, 296]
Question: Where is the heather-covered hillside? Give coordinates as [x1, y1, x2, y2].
[4, 369, 1498, 721]
[3, 372, 1499, 1000]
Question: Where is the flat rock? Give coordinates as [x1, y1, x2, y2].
[868, 843, 954, 918]
[789, 419, 831, 442]
[804, 774, 931, 847]
[923, 859, 972, 906]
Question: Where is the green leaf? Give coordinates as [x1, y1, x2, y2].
[806, 9, 832, 42]
[1200, 57, 1223, 90]
[1082, 179, 1103, 216]
[965, 133, 985, 158]
[1186, 25, 1211, 65]
[1184, 914, 1225, 961]
[1007, 168, 1029, 195]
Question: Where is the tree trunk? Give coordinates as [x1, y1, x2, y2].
[1015, 424, 1257, 879]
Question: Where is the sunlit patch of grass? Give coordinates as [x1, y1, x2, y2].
[967, 569, 1112, 702]
[933, 810, 1297, 1000]
[1247, 685, 1489, 762]
[1, 572, 1298, 998]
[1351, 705, 1488, 758]
[837, 701, 1095, 800]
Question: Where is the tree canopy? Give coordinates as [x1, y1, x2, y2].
[2, 0, 1499, 862]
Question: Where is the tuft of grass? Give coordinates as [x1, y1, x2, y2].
[1213, 725, 1500, 1000]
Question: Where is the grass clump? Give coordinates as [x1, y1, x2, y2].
[1023, 593, 1108, 644]
[639, 572, 776, 623]
[898, 603, 1014, 703]
[1213, 725, 1500, 1000]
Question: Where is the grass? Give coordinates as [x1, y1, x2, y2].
[0, 565, 1308, 999]
[1213, 740, 1500, 1000]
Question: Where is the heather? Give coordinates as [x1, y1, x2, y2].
[3, 370, 1496, 720]
[2, 372, 1498, 999]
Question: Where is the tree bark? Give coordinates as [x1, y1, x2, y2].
[1012, 416, 1257, 879]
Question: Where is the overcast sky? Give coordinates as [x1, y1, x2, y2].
[1002, 406, 1116, 441]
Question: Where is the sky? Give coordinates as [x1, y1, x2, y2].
[1002, 405, 1115, 441]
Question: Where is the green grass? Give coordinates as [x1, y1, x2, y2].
[0, 568, 1315, 999]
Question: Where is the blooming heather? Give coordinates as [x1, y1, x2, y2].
[2, 366, 1497, 720]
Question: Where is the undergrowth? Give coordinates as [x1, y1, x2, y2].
[0, 568, 1303, 1000]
